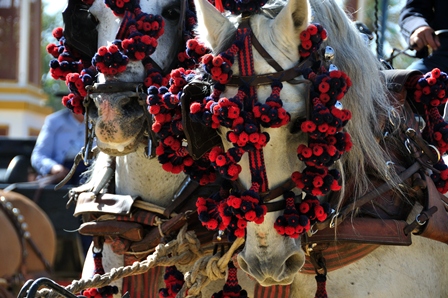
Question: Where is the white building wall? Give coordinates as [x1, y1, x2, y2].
[0, 110, 46, 138]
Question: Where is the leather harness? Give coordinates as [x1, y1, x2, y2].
[70, 14, 448, 278]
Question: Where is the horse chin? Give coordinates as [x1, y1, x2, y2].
[257, 276, 295, 287]
[95, 131, 146, 156]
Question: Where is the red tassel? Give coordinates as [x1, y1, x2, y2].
[82, 251, 118, 298]
[212, 262, 248, 298]
[314, 274, 328, 298]
[215, 0, 225, 13]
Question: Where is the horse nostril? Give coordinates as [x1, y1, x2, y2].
[284, 252, 305, 274]
[119, 96, 131, 107]
[237, 254, 249, 273]
[120, 96, 142, 116]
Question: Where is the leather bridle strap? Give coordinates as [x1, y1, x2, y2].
[261, 178, 296, 203]
[247, 22, 283, 72]
[85, 82, 143, 94]
[315, 161, 422, 231]
[228, 17, 316, 87]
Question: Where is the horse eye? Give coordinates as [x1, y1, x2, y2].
[162, 7, 180, 21]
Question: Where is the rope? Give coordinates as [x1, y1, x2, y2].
[34, 225, 203, 298]
[176, 237, 245, 298]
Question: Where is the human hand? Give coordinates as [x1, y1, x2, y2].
[410, 26, 441, 51]
[50, 164, 69, 182]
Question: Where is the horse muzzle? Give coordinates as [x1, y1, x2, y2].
[236, 220, 306, 286]
[237, 249, 305, 286]
[87, 90, 147, 155]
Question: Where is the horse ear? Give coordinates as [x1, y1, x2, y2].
[194, 0, 233, 51]
[272, 0, 309, 37]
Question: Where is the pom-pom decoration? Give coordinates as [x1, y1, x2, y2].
[299, 23, 328, 58]
[92, 44, 129, 75]
[274, 192, 330, 238]
[407, 68, 448, 194]
[81, 252, 119, 298]
[211, 262, 248, 298]
[158, 266, 184, 298]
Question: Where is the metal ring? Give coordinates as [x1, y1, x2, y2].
[329, 211, 339, 228]
[404, 139, 412, 154]
[388, 108, 400, 126]
[385, 161, 395, 180]
[428, 144, 441, 163]
[92, 245, 103, 254]
[308, 224, 318, 236]
[415, 213, 427, 226]
[405, 127, 416, 135]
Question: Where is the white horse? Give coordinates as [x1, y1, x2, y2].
[192, 0, 448, 296]
[71, 0, 201, 296]
[64, 0, 267, 297]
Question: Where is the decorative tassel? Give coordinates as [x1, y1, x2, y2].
[274, 192, 330, 238]
[159, 266, 184, 298]
[299, 23, 327, 59]
[214, 0, 225, 13]
[197, 187, 267, 242]
[92, 44, 129, 75]
[82, 251, 119, 298]
[274, 191, 309, 238]
[408, 68, 448, 194]
[314, 273, 328, 298]
[212, 262, 248, 298]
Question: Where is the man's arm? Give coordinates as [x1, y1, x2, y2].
[31, 116, 60, 176]
[399, 0, 439, 51]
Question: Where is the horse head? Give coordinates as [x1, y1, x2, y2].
[194, 0, 311, 286]
[80, 0, 185, 156]
[193, 0, 404, 287]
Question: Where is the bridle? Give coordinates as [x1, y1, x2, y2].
[224, 13, 320, 209]
[84, 82, 158, 158]
[77, 0, 187, 162]
[58, 0, 190, 185]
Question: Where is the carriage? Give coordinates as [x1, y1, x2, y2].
[0, 137, 91, 298]
[4, 0, 448, 297]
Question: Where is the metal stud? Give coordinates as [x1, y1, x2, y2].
[334, 101, 343, 110]
[216, 230, 224, 241]
[5, 202, 13, 210]
[324, 46, 335, 61]
[329, 64, 338, 72]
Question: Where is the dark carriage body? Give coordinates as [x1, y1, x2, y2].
[0, 137, 83, 282]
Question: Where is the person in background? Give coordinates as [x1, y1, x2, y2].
[31, 107, 92, 256]
[31, 108, 86, 185]
[399, 0, 448, 74]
